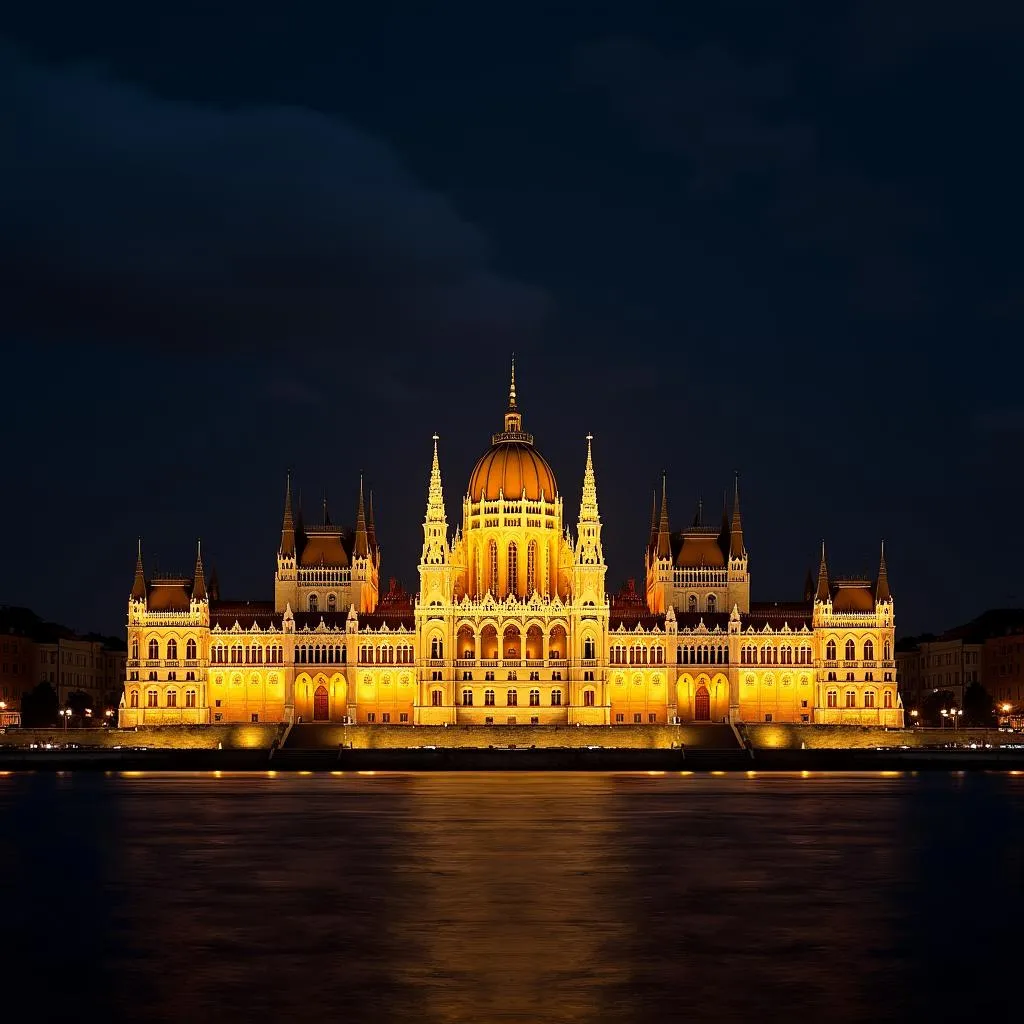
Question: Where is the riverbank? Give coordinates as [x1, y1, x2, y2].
[2, 745, 1024, 772]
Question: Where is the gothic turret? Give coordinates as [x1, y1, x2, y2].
[574, 435, 606, 586]
[192, 539, 207, 601]
[729, 474, 745, 559]
[815, 541, 831, 603]
[131, 539, 147, 601]
[354, 476, 369, 559]
[656, 473, 671, 560]
[279, 473, 296, 557]
[876, 541, 891, 603]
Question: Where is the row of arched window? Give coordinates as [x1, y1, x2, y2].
[824, 639, 890, 662]
[740, 644, 812, 665]
[478, 539, 541, 597]
[307, 594, 339, 613]
[296, 644, 345, 665]
[357, 644, 414, 664]
[825, 689, 894, 709]
[129, 688, 198, 709]
[210, 643, 284, 664]
[679, 644, 730, 665]
[459, 688, 566, 706]
[610, 644, 666, 665]
[686, 595, 718, 613]
[135, 638, 199, 661]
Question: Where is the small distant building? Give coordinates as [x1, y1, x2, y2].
[983, 627, 1024, 728]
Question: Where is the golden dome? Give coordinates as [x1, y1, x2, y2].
[468, 440, 558, 501]
[831, 583, 875, 612]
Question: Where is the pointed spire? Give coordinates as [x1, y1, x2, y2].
[579, 433, 599, 523]
[648, 490, 659, 554]
[876, 540, 891, 602]
[730, 471, 745, 559]
[656, 472, 672, 559]
[508, 353, 517, 409]
[426, 434, 446, 523]
[815, 540, 831, 602]
[500, 357, 527, 437]
[354, 474, 369, 558]
[131, 538, 147, 600]
[280, 472, 296, 556]
[192, 539, 207, 601]
[367, 490, 378, 552]
[692, 496, 704, 527]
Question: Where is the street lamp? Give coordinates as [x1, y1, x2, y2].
[59, 708, 72, 730]
[942, 707, 963, 731]
[909, 709, 919, 724]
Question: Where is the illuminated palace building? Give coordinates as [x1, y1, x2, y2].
[119, 368, 903, 729]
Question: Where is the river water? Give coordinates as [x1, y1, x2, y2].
[1, 771, 1021, 1022]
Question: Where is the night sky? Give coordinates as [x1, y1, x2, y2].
[3, 2, 1022, 638]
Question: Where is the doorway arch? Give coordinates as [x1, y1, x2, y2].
[313, 684, 329, 722]
[694, 684, 711, 722]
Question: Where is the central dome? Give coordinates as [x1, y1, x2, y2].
[468, 440, 558, 501]
[467, 361, 558, 501]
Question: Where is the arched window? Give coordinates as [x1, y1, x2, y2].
[864, 639, 875, 662]
[583, 689, 596, 707]
[431, 636, 443, 659]
[676, 645, 683, 665]
[186, 638, 197, 660]
[147, 689, 158, 708]
[488, 539, 498, 595]
[883, 690, 893, 709]
[551, 689, 562, 706]
[845, 639, 856, 661]
[131, 639, 139, 660]
[527, 541, 537, 595]
[250, 644, 262, 664]
[706, 595, 717, 612]
[166, 639, 177, 661]
[884, 639, 891, 661]
[827, 690, 837, 708]
[529, 689, 540, 706]
[688, 595, 697, 613]
[327, 594, 337, 612]
[845, 690, 857, 708]
[148, 639, 159, 660]
[130, 690, 139, 708]
[826, 639, 837, 661]
[781, 645, 792, 665]
[484, 689, 495, 706]
[185, 689, 196, 708]
[166, 690, 177, 708]
[431, 689, 443, 707]
[583, 637, 596, 660]
[462, 689, 473, 706]
[507, 542, 518, 598]
[864, 691, 875, 708]
[309, 594, 318, 613]
[506, 689, 518, 706]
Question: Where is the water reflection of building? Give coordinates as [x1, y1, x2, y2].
[119, 365, 903, 731]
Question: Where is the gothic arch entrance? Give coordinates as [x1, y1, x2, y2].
[694, 684, 711, 722]
[313, 685, 329, 722]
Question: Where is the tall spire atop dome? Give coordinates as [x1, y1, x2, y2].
[656, 472, 672, 560]
[500, 356, 527, 437]
[579, 433, 599, 523]
[508, 353, 517, 410]
[131, 538, 147, 600]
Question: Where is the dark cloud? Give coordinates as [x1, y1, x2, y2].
[1, 42, 549, 352]
[573, 39, 816, 195]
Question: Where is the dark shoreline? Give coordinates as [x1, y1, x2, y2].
[3, 747, 1024, 772]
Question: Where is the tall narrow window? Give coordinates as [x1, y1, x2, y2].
[147, 689, 158, 708]
[130, 690, 139, 708]
[584, 638, 596, 659]
[131, 639, 139, 660]
[706, 594, 717, 612]
[527, 541, 537, 595]
[845, 690, 857, 708]
[688, 595, 697, 613]
[826, 639, 837, 660]
[529, 689, 540, 706]
[148, 639, 159, 660]
[884, 690, 893, 709]
[827, 690, 837, 708]
[186, 638, 197, 660]
[484, 689, 495, 706]
[462, 689, 473, 706]
[327, 594, 337, 612]
[488, 540, 498, 595]
[845, 639, 856, 661]
[507, 689, 518, 706]
[583, 689, 596, 707]
[507, 542, 518, 599]
[431, 690, 443, 707]
[185, 689, 196, 708]
[309, 594, 318, 613]
[864, 639, 875, 661]
[167, 639, 178, 661]
[551, 689, 562, 706]
[167, 690, 177, 708]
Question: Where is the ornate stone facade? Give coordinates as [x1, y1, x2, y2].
[119, 367, 903, 729]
